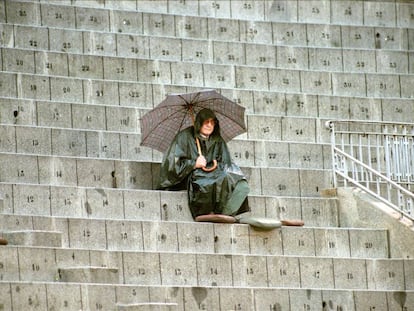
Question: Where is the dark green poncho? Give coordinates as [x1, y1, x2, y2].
[159, 109, 249, 219]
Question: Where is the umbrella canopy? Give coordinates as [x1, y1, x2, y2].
[140, 89, 247, 153]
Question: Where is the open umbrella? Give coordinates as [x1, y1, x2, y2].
[140, 89, 247, 157]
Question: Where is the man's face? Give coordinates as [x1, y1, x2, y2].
[200, 118, 215, 137]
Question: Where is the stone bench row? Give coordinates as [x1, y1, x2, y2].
[0, 123, 336, 169]
[0, 183, 339, 227]
[0, 246, 410, 290]
[3, 31, 414, 74]
[3, 2, 413, 40]
[0, 153, 333, 196]
[1, 281, 411, 311]
[2, 215, 385, 257]
[3, 85, 409, 123]
[2, 59, 414, 99]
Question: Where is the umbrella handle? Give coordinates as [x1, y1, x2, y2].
[196, 137, 217, 172]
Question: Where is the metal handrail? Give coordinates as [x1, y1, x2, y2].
[326, 120, 414, 223]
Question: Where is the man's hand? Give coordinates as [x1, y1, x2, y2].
[195, 155, 207, 168]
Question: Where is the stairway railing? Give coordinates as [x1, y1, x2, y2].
[326, 120, 414, 223]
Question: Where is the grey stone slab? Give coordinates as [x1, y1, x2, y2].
[349, 97, 382, 121]
[343, 49, 376, 73]
[160, 191, 191, 222]
[55, 248, 91, 268]
[231, 1, 264, 21]
[138, 1, 167, 14]
[0, 212, 33, 231]
[175, 15, 208, 39]
[17, 74, 50, 101]
[300, 257, 334, 289]
[68, 54, 103, 79]
[349, 229, 389, 258]
[226, 139, 255, 167]
[177, 222, 214, 253]
[40, 3, 75, 28]
[86, 131, 121, 159]
[50, 77, 84, 103]
[196, 254, 232, 287]
[6, 1, 41, 25]
[213, 41, 245, 65]
[249, 226, 282, 256]
[400, 75, 414, 99]
[170, 62, 204, 87]
[309, 48, 343, 72]
[332, 73, 366, 97]
[0, 154, 39, 183]
[207, 18, 240, 42]
[245, 43, 276, 68]
[49, 28, 83, 53]
[0, 73, 17, 98]
[376, 50, 408, 74]
[213, 223, 250, 254]
[265, 1, 298, 22]
[364, 2, 396, 27]
[255, 289, 290, 310]
[51, 129, 87, 157]
[104, 56, 138, 81]
[14, 25, 48, 50]
[382, 99, 414, 123]
[18, 247, 57, 281]
[50, 186, 87, 218]
[148, 287, 184, 311]
[366, 73, 400, 98]
[203, 63, 235, 89]
[268, 68, 301, 93]
[117, 34, 149, 60]
[7, 230, 61, 247]
[267, 255, 300, 287]
[77, 158, 115, 188]
[11, 283, 47, 310]
[181, 38, 212, 63]
[300, 70, 332, 95]
[110, 9, 142, 34]
[289, 143, 324, 169]
[318, 95, 350, 119]
[107, 220, 144, 251]
[252, 90, 286, 115]
[375, 27, 409, 50]
[277, 46, 308, 70]
[199, 0, 230, 18]
[12, 184, 50, 216]
[85, 187, 124, 219]
[404, 261, 414, 288]
[80, 285, 117, 310]
[38, 156, 78, 186]
[0, 125, 15, 152]
[2, 48, 34, 73]
[35, 51, 69, 76]
[366, 259, 405, 290]
[289, 289, 322, 310]
[299, 169, 332, 197]
[75, 6, 109, 31]
[16, 126, 51, 155]
[314, 228, 350, 257]
[281, 117, 316, 142]
[72, 104, 106, 130]
[261, 168, 300, 196]
[149, 37, 182, 62]
[0, 283, 12, 310]
[282, 227, 315, 256]
[247, 115, 281, 140]
[331, 1, 364, 25]
[159, 252, 197, 286]
[307, 24, 341, 48]
[137, 59, 171, 84]
[218, 88, 255, 116]
[114, 161, 154, 190]
[219, 288, 253, 311]
[46, 283, 82, 311]
[142, 13, 175, 37]
[118, 82, 153, 108]
[0, 247, 19, 281]
[0, 24, 13, 48]
[240, 20, 272, 44]
[397, 3, 414, 28]
[83, 78, 119, 106]
[142, 221, 178, 252]
[89, 250, 123, 278]
[301, 198, 339, 227]
[341, 26, 375, 49]
[387, 291, 414, 310]
[298, 0, 330, 24]
[0, 184, 13, 214]
[265, 196, 302, 220]
[115, 285, 150, 305]
[120, 133, 153, 161]
[232, 255, 268, 287]
[183, 287, 219, 311]
[68, 218, 107, 249]
[353, 291, 388, 311]
[321, 290, 355, 311]
[273, 22, 306, 46]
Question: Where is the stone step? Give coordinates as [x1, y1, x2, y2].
[117, 302, 178, 311]
[58, 266, 119, 284]
[2, 230, 62, 247]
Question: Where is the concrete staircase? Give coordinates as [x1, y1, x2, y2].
[0, 0, 413, 310]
